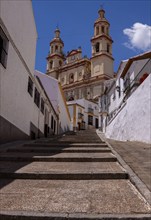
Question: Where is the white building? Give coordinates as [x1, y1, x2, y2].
[67, 98, 99, 131]
[34, 70, 71, 134]
[99, 51, 151, 143]
[0, 0, 59, 143]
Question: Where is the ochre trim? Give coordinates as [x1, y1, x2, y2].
[58, 83, 71, 121]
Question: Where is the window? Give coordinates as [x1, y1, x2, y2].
[41, 98, 44, 114]
[34, 88, 40, 107]
[28, 77, 33, 97]
[49, 61, 53, 69]
[102, 26, 105, 33]
[0, 27, 9, 68]
[88, 115, 93, 125]
[54, 120, 56, 133]
[59, 60, 62, 66]
[69, 73, 74, 83]
[95, 42, 99, 53]
[118, 79, 121, 98]
[55, 45, 58, 52]
[113, 90, 116, 100]
[96, 26, 99, 35]
[107, 44, 110, 53]
[51, 115, 54, 130]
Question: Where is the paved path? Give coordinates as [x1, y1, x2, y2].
[0, 129, 150, 219]
[106, 139, 151, 191]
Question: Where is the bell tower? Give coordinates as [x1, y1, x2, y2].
[91, 8, 114, 79]
[46, 28, 64, 78]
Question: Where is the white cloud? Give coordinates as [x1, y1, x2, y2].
[123, 22, 151, 51]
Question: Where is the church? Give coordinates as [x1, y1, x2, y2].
[46, 8, 114, 101]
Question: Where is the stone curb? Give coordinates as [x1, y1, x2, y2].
[96, 130, 151, 206]
[0, 211, 151, 220]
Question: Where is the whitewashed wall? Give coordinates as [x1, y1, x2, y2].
[0, 0, 40, 137]
[58, 84, 71, 133]
[34, 71, 71, 134]
[1, 0, 37, 74]
[106, 74, 151, 144]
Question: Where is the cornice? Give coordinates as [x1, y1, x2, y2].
[91, 34, 113, 43]
[90, 52, 114, 61]
[58, 58, 91, 72]
[47, 53, 64, 60]
[61, 74, 111, 90]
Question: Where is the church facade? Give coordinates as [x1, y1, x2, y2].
[46, 8, 114, 101]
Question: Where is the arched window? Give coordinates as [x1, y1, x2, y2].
[102, 26, 105, 33]
[59, 60, 62, 67]
[49, 61, 53, 69]
[69, 73, 74, 83]
[95, 42, 100, 53]
[107, 44, 110, 53]
[96, 26, 99, 35]
[55, 45, 58, 52]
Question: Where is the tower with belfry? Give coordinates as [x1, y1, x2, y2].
[46, 8, 114, 101]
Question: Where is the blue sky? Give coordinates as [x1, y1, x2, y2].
[32, 0, 151, 73]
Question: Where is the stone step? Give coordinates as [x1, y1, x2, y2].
[7, 147, 111, 153]
[0, 172, 128, 180]
[23, 143, 108, 148]
[0, 152, 117, 162]
[0, 161, 127, 180]
[0, 179, 150, 216]
[0, 161, 124, 173]
[43, 139, 103, 143]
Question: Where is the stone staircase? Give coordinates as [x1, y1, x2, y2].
[0, 129, 150, 219]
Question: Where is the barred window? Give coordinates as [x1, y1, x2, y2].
[34, 88, 40, 107]
[28, 77, 33, 97]
[0, 27, 9, 68]
[41, 98, 44, 114]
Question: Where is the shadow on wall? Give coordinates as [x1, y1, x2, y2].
[0, 116, 29, 144]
